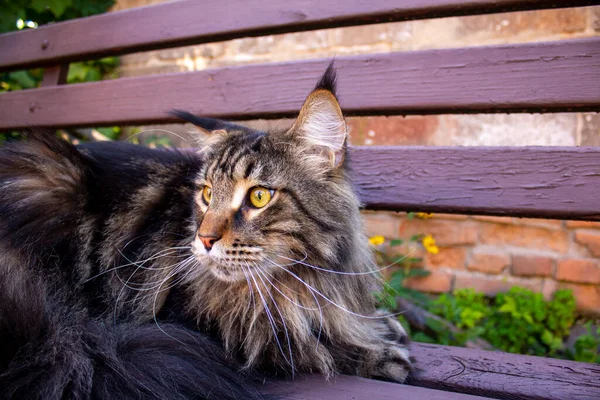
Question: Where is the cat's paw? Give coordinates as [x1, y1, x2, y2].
[360, 313, 411, 383]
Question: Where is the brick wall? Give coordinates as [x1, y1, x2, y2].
[111, 1, 600, 314]
[363, 212, 600, 315]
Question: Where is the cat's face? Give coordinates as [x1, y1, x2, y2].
[189, 77, 358, 283]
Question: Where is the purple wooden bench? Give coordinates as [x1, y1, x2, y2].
[1, 1, 600, 398]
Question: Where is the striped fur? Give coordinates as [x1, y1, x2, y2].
[0, 65, 410, 399]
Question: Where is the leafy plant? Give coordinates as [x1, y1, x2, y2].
[571, 322, 600, 363]
[484, 287, 575, 356]
[0, 0, 119, 143]
[372, 234, 593, 362]
[371, 235, 431, 310]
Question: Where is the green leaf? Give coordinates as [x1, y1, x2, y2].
[67, 62, 88, 82]
[8, 70, 37, 88]
[389, 239, 403, 247]
[406, 268, 430, 278]
[85, 67, 102, 81]
[31, 0, 74, 18]
[72, 0, 115, 16]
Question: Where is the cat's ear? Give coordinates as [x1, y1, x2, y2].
[289, 63, 347, 168]
[169, 110, 236, 136]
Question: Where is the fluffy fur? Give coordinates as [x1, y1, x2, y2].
[0, 65, 410, 399]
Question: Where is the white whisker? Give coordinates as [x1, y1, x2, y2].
[267, 259, 405, 320]
[276, 250, 415, 276]
[254, 267, 294, 374]
[246, 262, 290, 366]
[124, 128, 189, 144]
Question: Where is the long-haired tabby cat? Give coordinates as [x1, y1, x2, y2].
[0, 64, 410, 399]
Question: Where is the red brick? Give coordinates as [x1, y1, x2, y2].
[512, 255, 554, 277]
[566, 221, 600, 229]
[559, 283, 600, 315]
[346, 115, 439, 146]
[399, 220, 477, 247]
[514, 218, 563, 230]
[362, 212, 401, 240]
[545, 282, 600, 315]
[425, 247, 467, 270]
[479, 224, 569, 254]
[454, 275, 540, 296]
[542, 279, 559, 301]
[405, 270, 452, 293]
[432, 213, 469, 221]
[473, 215, 513, 224]
[574, 230, 600, 257]
[467, 249, 510, 274]
[556, 259, 600, 284]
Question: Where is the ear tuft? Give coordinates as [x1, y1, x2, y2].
[314, 61, 337, 97]
[169, 110, 250, 135]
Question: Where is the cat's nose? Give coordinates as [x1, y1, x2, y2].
[199, 235, 221, 252]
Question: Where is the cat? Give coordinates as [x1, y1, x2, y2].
[0, 64, 411, 399]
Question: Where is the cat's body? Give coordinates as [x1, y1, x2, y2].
[0, 66, 410, 399]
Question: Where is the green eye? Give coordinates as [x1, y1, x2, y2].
[202, 186, 212, 204]
[248, 187, 272, 208]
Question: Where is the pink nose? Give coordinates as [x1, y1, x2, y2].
[199, 235, 220, 251]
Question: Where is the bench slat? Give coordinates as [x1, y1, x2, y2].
[264, 343, 600, 400]
[410, 342, 600, 399]
[264, 374, 493, 399]
[350, 146, 600, 220]
[0, 0, 598, 72]
[1, 38, 598, 130]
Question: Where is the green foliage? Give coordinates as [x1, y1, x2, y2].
[374, 240, 596, 363]
[571, 322, 600, 363]
[0, 0, 118, 143]
[483, 287, 575, 356]
[424, 287, 577, 356]
[0, 0, 115, 33]
[373, 235, 430, 309]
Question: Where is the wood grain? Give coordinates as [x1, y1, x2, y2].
[1, 38, 599, 130]
[263, 344, 600, 400]
[348, 146, 600, 220]
[263, 374, 493, 399]
[410, 343, 600, 399]
[0, 0, 598, 71]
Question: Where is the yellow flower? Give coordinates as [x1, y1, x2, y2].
[369, 235, 385, 246]
[416, 212, 434, 219]
[422, 235, 439, 254]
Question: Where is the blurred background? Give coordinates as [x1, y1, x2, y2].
[1, 0, 599, 361]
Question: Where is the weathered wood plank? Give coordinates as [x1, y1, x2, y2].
[349, 146, 600, 220]
[410, 342, 600, 400]
[1, 38, 599, 130]
[264, 343, 600, 399]
[264, 374, 493, 399]
[1, 0, 598, 71]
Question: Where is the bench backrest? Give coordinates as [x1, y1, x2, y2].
[2, 2, 600, 398]
[0, 0, 599, 223]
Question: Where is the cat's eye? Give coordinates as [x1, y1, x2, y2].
[248, 187, 272, 208]
[202, 186, 212, 205]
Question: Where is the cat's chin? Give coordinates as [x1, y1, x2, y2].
[208, 264, 247, 283]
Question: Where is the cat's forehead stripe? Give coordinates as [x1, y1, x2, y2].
[231, 182, 249, 210]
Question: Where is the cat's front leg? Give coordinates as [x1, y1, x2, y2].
[357, 311, 412, 383]
[331, 311, 411, 383]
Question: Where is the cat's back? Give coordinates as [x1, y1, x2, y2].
[0, 133, 202, 280]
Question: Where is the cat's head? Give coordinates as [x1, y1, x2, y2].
[176, 64, 368, 283]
